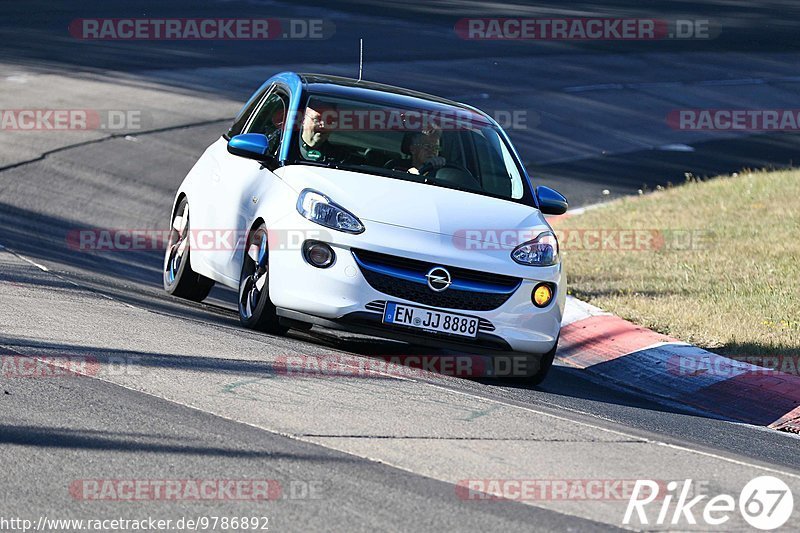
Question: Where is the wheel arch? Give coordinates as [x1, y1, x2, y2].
[246, 216, 268, 253]
[236, 216, 268, 269]
[170, 192, 188, 220]
[169, 192, 204, 276]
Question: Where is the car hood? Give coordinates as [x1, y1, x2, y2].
[277, 165, 549, 246]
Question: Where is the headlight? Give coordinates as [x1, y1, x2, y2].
[511, 231, 559, 266]
[297, 189, 365, 234]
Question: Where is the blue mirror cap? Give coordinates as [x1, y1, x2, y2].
[227, 133, 269, 158]
[536, 186, 569, 215]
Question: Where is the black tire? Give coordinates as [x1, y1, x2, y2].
[238, 223, 289, 334]
[163, 198, 214, 301]
[526, 337, 559, 386]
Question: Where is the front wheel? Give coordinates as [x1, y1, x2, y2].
[526, 337, 558, 386]
[238, 224, 288, 334]
[163, 198, 214, 301]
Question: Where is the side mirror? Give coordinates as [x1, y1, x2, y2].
[227, 133, 277, 165]
[536, 186, 568, 215]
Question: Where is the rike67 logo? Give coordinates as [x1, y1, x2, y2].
[624, 476, 794, 530]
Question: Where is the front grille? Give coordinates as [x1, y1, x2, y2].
[353, 249, 520, 311]
[354, 249, 520, 289]
[361, 273, 511, 310]
[365, 300, 496, 332]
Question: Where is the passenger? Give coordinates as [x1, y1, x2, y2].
[393, 127, 446, 175]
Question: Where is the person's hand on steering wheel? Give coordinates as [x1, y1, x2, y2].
[408, 156, 446, 175]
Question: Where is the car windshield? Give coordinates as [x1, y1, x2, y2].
[288, 95, 529, 202]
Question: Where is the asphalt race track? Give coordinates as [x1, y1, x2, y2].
[1, 1, 799, 531]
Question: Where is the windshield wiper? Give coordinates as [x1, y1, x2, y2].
[286, 159, 340, 169]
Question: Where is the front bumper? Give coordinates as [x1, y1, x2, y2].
[267, 216, 565, 356]
[276, 307, 513, 354]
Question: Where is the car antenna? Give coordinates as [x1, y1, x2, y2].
[357, 38, 363, 82]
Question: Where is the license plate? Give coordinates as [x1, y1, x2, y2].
[382, 302, 479, 338]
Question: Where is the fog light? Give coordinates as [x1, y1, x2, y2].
[302, 240, 335, 268]
[532, 283, 554, 308]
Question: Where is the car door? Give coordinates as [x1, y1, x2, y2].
[207, 87, 290, 283]
[187, 82, 272, 280]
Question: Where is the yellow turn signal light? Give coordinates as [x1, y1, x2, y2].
[532, 283, 554, 308]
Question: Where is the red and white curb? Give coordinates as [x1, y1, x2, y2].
[559, 296, 800, 434]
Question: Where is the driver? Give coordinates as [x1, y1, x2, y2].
[396, 127, 446, 175]
[299, 104, 349, 163]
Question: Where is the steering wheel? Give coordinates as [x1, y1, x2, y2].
[383, 159, 406, 170]
[418, 161, 459, 175]
[420, 162, 481, 189]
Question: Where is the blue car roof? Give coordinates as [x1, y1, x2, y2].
[296, 73, 487, 117]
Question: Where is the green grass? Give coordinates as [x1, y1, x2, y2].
[556, 169, 800, 360]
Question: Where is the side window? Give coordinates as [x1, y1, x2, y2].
[441, 130, 466, 168]
[226, 83, 272, 139]
[470, 130, 516, 198]
[245, 91, 289, 157]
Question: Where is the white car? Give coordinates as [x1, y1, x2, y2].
[164, 72, 568, 383]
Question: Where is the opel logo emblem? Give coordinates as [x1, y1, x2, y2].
[426, 267, 452, 292]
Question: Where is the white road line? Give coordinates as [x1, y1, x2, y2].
[3, 244, 800, 486]
[14, 253, 49, 272]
